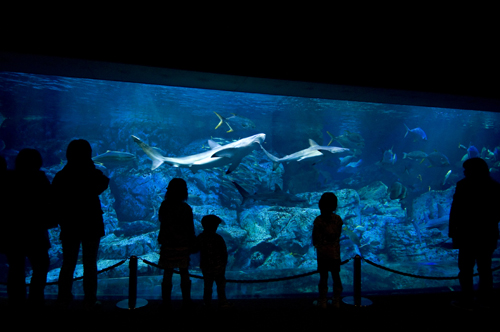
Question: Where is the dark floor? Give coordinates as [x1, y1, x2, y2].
[0, 289, 498, 329]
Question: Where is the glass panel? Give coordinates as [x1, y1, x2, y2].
[0, 71, 498, 299]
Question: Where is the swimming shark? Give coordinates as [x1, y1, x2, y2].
[92, 150, 136, 167]
[232, 181, 307, 206]
[260, 139, 349, 171]
[131, 133, 265, 174]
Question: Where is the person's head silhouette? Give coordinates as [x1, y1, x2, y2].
[165, 178, 188, 202]
[463, 157, 489, 179]
[319, 192, 338, 215]
[15, 148, 43, 172]
[66, 139, 92, 163]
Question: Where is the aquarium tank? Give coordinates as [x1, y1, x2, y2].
[0, 69, 499, 300]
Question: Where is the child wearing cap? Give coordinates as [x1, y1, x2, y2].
[312, 192, 343, 309]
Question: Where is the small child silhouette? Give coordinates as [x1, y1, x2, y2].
[196, 215, 230, 308]
[312, 192, 343, 309]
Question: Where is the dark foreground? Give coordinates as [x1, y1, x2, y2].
[0, 289, 498, 329]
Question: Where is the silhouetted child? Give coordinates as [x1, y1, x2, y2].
[158, 178, 196, 308]
[312, 192, 343, 309]
[196, 215, 230, 308]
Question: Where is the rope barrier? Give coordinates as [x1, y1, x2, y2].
[45, 259, 128, 286]
[1, 254, 499, 287]
[139, 257, 351, 283]
[0, 259, 127, 286]
[362, 257, 500, 280]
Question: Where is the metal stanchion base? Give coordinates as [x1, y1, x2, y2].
[116, 298, 148, 310]
[342, 296, 373, 307]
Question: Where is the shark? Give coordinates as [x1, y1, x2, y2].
[131, 133, 265, 174]
[232, 181, 307, 206]
[260, 139, 349, 171]
[92, 150, 136, 167]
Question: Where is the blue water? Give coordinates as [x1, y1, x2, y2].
[0, 71, 499, 299]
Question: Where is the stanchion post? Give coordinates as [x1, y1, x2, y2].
[129, 255, 138, 309]
[342, 255, 373, 307]
[116, 256, 148, 310]
[353, 254, 361, 306]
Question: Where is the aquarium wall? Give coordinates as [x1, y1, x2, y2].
[0, 71, 499, 299]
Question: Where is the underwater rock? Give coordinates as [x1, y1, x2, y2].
[100, 187, 120, 234]
[336, 189, 361, 226]
[249, 251, 266, 268]
[258, 250, 299, 270]
[218, 226, 248, 253]
[99, 231, 159, 259]
[412, 187, 454, 223]
[358, 181, 389, 201]
[111, 171, 169, 222]
[239, 206, 273, 250]
[360, 200, 386, 215]
[114, 220, 158, 237]
[192, 205, 238, 227]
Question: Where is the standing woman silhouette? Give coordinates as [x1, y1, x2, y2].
[52, 139, 109, 309]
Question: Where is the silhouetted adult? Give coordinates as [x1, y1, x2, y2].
[158, 178, 196, 308]
[449, 157, 500, 310]
[0, 155, 8, 256]
[4, 149, 52, 308]
[52, 139, 109, 309]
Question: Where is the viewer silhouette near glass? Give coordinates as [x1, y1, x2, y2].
[158, 178, 196, 308]
[196, 214, 230, 308]
[52, 139, 109, 309]
[0, 155, 8, 255]
[312, 192, 343, 309]
[4, 149, 52, 308]
[449, 157, 500, 310]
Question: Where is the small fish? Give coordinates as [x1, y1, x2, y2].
[382, 147, 397, 165]
[344, 130, 365, 144]
[403, 151, 428, 161]
[388, 181, 407, 200]
[342, 226, 361, 247]
[459, 143, 479, 160]
[443, 170, 452, 185]
[427, 151, 450, 167]
[417, 174, 422, 182]
[404, 124, 427, 141]
[346, 159, 363, 168]
[214, 112, 255, 133]
[467, 144, 479, 159]
[339, 155, 355, 166]
[481, 147, 495, 160]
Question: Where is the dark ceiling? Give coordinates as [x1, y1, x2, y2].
[1, 34, 498, 112]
